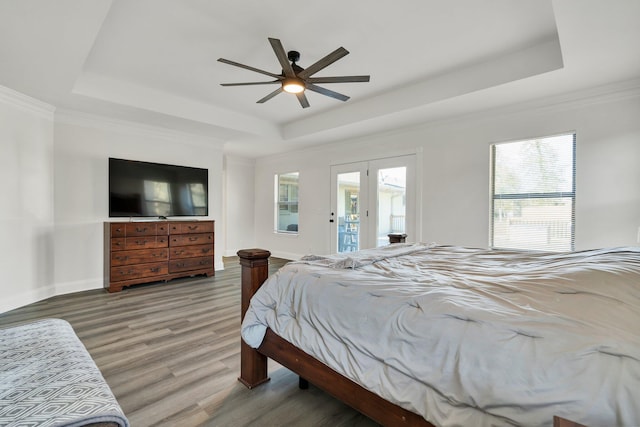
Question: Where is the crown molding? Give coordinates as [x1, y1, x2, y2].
[54, 108, 226, 151]
[0, 85, 55, 119]
[224, 154, 255, 167]
[494, 77, 640, 119]
[373, 77, 640, 143]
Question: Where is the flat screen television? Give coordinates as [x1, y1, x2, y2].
[109, 157, 208, 218]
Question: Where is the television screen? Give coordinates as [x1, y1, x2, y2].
[109, 158, 208, 217]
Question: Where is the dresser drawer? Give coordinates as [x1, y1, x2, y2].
[169, 256, 213, 273]
[170, 221, 214, 234]
[111, 238, 126, 252]
[170, 244, 214, 259]
[111, 262, 168, 281]
[111, 236, 169, 251]
[122, 236, 168, 250]
[110, 224, 127, 238]
[125, 223, 159, 236]
[110, 222, 169, 237]
[111, 248, 168, 266]
[170, 233, 213, 246]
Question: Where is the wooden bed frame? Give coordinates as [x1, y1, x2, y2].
[236, 248, 586, 427]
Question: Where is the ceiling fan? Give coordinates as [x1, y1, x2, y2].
[218, 38, 370, 108]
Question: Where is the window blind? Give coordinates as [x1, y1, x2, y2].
[491, 133, 575, 252]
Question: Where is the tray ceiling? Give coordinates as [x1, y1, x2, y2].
[0, 0, 639, 157]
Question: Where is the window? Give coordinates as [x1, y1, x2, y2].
[275, 172, 299, 233]
[491, 133, 575, 252]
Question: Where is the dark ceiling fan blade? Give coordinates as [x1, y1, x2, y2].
[268, 38, 295, 77]
[307, 75, 370, 84]
[218, 58, 283, 79]
[221, 81, 280, 86]
[297, 47, 349, 79]
[296, 92, 310, 108]
[257, 87, 283, 104]
[305, 83, 350, 102]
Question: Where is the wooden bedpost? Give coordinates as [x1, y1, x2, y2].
[237, 248, 271, 389]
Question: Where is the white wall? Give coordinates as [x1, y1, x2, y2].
[52, 112, 225, 295]
[0, 87, 228, 314]
[223, 155, 256, 255]
[2, 82, 639, 313]
[254, 87, 640, 259]
[0, 87, 55, 312]
[254, 141, 422, 259]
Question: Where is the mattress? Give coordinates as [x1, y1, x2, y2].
[241, 244, 640, 427]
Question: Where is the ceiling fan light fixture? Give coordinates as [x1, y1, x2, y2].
[218, 38, 370, 108]
[282, 78, 305, 94]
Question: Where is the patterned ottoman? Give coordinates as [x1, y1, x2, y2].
[0, 318, 128, 427]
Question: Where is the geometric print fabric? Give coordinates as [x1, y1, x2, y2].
[0, 318, 129, 426]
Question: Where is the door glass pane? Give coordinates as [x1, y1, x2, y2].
[376, 167, 406, 247]
[337, 172, 360, 252]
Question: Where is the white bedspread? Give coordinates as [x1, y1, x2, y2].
[241, 244, 640, 427]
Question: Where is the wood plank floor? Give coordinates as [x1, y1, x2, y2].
[0, 257, 379, 427]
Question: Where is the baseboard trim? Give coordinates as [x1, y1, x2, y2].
[0, 286, 56, 314]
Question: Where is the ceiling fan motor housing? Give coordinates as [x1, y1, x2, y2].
[287, 50, 301, 64]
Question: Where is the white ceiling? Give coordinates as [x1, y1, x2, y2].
[1, 0, 639, 157]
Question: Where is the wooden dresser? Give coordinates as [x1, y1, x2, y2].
[104, 220, 214, 292]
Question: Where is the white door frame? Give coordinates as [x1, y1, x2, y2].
[330, 153, 419, 253]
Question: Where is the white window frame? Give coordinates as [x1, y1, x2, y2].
[274, 171, 299, 234]
[490, 133, 576, 252]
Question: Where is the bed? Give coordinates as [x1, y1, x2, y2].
[238, 244, 640, 427]
[0, 318, 129, 427]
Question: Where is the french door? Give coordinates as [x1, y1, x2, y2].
[330, 155, 416, 253]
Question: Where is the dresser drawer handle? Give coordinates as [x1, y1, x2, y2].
[114, 242, 122, 246]
[120, 269, 134, 275]
[115, 228, 122, 233]
[135, 240, 147, 245]
[176, 262, 185, 268]
[202, 248, 211, 253]
[189, 237, 198, 241]
[199, 260, 207, 265]
[175, 250, 185, 255]
[150, 267, 160, 273]
[136, 227, 148, 233]
[116, 256, 129, 261]
[188, 225, 198, 230]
